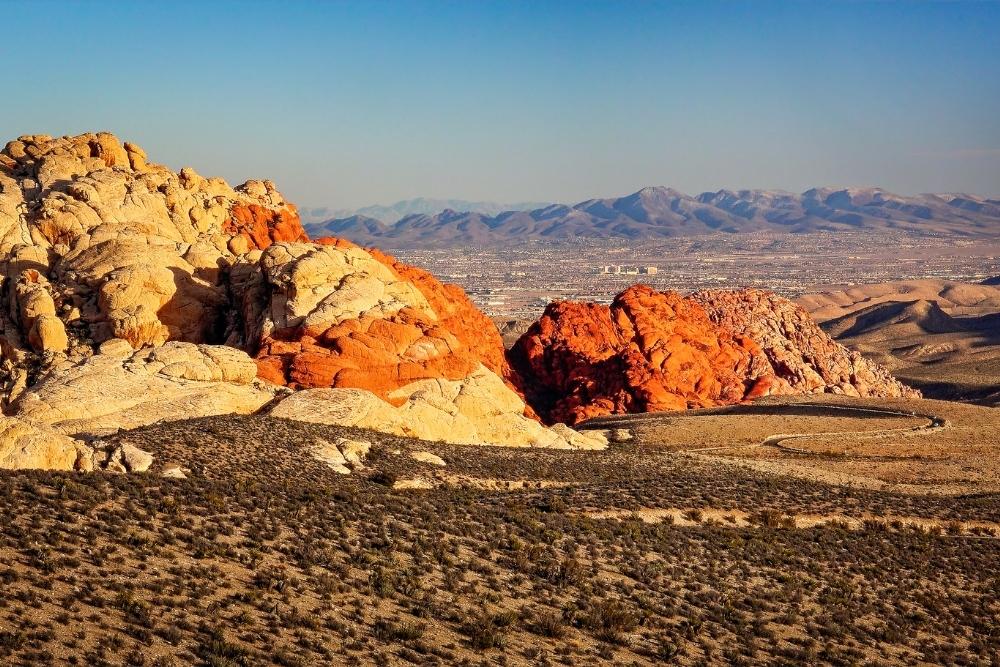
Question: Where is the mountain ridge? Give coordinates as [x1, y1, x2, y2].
[306, 186, 1000, 248]
[300, 197, 550, 225]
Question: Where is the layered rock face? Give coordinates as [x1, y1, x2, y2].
[250, 241, 508, 390]
[510, 285, 917, 424]
[240, 240, 591, 447]
[0, 132, 597, 469]
[691, 289, 918, 400]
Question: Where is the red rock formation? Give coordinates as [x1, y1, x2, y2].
[509, 285, 775, 424]
[249, 242, 510, 407]
[224, 203, 308, 251]
[255, 309, 480, 403]
[510, 285, 916, 424]
[366, 247, 509, 378]
[287, 237, 508, 377]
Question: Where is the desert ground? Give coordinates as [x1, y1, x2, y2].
[584, 395, 1000, 495]
[1, 394, 998, 667]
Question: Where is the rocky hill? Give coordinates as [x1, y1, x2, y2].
[795, 278, 1000, 407]
[821, 299, 962, 339]
[509, 286, 916, 424]
[308, 186, 1000, 248]
[0, 133, 605, 470]
[796, 278, 1000, 321]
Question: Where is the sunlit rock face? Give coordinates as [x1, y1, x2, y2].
[248, 240, 510, 396]
[692, 289, 918, 400]
[0, 131, 305, 360]
[242, 239, 601, 448]
[509, 285, 917, 424]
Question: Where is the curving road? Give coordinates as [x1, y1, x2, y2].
[581, 402, 950, 454]
[756, 403, 947, 454]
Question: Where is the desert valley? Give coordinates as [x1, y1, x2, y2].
[0, 132, 997, 666]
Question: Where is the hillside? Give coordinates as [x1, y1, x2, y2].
[797, 279, 1000, 321]
[307, 186, 1000, 248]
[798, 279, 1000, 406]
[2, 396, 999, 666]
[821, 300, 962, 339]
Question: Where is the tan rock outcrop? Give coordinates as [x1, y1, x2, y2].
[306, 436, 371, 474]
[0, 132, 595, 456]
[0, 415, 156, 473]
[269, 364, 607, 449]
[10, 341, 273, 437]
[0, 415, 82, 470]
[0, 132, 307, 367]
[411, 451, 446, 466]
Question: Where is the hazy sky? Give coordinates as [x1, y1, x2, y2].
[2, 1, 999, 209]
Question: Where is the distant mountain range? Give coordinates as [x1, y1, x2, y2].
[305, 186, 1000, 248]
[299, 197, 549, 225]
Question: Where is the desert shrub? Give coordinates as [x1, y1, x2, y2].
[530, 610, 567, 638]
[372, 618, 425, 642]
[583, 599, 639, 644]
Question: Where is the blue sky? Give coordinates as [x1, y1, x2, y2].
[2, 0, 998, 209]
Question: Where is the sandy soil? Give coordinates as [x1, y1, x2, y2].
[582, 394, 1000, 495]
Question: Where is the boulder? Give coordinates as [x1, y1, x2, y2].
[0, 415, 83, 470]
[411, 451, 446, 466]
[0, 417, 155, 473]
[306, 437, 352, 474]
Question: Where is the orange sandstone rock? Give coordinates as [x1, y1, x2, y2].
[367, 247, 509, 377]
[510, 284, 915, 424]
[509, 285, 773, 424]
[224, 203, 308, 251]
[249, 242, 506, 404]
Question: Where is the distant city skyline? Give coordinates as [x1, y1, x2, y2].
[3, 0, 998, 208]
